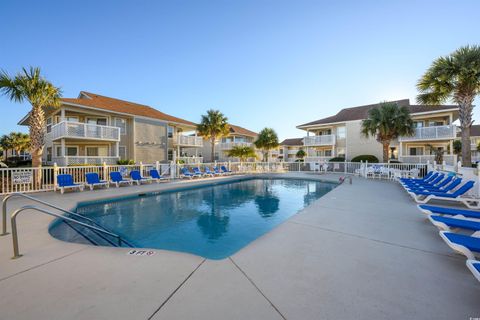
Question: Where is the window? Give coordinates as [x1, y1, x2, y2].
[119, 146, 127, 160]
[413, 121, 424, 128]
[46, 117, 52, 133]
[409, 147, 423, 156]
[324, 150, 332, 157]
[87, 118, 107, 126]
[428, 121, 444, 127]
[167, 149, 174, 161]
[336, 126, 346, 139]
[167, 126, 174, 138]
[46, 147, 52, 162]
[114, 118, 127, 135]
[86, 147, 108, 157]
[56, 146, 78, 157]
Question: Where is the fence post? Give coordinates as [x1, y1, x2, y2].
[365, 160, 368, 178]
[102, 161, 107, 180]
[344, 160, 347, 174]
[139, 161, 144, 175]
[442, 160, 446, 171]
[228, 160, 231, 171]
[170, 161, 175, 179]
[53, 162, 58, 191]
[433, 160, 437, 171]
[155, 160, 160, 172]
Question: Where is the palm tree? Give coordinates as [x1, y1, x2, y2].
[0, 67, 61, 168]
[9, 132, 30, 157]
[197, 110, 229, 161]
[417, 45, 480, 166]
[254, 128, 279, 162]
[0, 135, 13, 161]
[296, 149, 306, 161]
[361, 102, 415, 162]
[226, 145, 257, 162]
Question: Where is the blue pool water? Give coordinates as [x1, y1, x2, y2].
[50, 178, 336, 259]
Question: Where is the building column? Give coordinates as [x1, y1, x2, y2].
[61, 139, 65, 157]
[115, 142, 119, 157]
[60, 108, 65, 122]
[399, 142, 403, 160]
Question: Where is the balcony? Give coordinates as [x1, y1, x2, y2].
[51, 121, 120, 141]
[173, 135, 203, 147]
[218, 142, 253, 150]
[53, 156, 119, 166]
[303, 135, 336, 146]
[398, 155, 457, 165]
[304, 156, 333, 163]
[399, 125, 456, 142]
[177, 156, 203, 164]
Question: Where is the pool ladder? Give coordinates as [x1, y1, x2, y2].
[2, 193, 133, 259]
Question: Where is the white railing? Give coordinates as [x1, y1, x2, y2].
[303, 135, 336, 146]
[0, 160, 438, 195]
[304, 156, 333, 163]
[218, 142, 253, 150]
[399, 155, 457, 166]
[174, 135, 203, 147]
[51, 121, 120, 141]
[53, 156, 120, 166]
[177, 156, 203, 164]
[287, 149, 300, 155]
[399, 125, 456, 141]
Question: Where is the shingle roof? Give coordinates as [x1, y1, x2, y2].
[459, 125, 480, 137]
[61, 91, 197, 127]
[280, 138, 303, 146]
[297, 99, 458, 128]
[228, 124, 257, 137]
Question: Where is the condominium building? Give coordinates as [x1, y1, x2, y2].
[18, 91, 202, 166]
[279, 138, 304, 162]
[467, 125, 480, 163]
[201, 124, 258, 162]
[296, 99, 459, 164]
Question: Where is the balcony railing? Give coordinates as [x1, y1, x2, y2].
[173, 135, 203, 147]
[52, 156, 119, 166]
[303, 135, 336, 146]
[51, 121, 120, 141]
[399, 125, 456, 141]
[218, 142, 253, 150]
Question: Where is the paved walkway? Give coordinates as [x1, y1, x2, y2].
[0, 173, 479, 319]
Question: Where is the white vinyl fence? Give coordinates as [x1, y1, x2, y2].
[0, 160, 440, 195]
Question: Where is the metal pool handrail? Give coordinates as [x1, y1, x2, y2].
[10, 205, 126, 258]
[2, 192, 108, 236]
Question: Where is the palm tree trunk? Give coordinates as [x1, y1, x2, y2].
[29, 105, 45, 186]
[458, 98, 474, 166]
[210, 137, 216, 162]
[382, 142, 390, 163]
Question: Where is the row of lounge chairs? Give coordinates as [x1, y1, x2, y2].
[180, 165, 232, 179]
[55, 169, 168, 194]
[399, 171, 480, 282]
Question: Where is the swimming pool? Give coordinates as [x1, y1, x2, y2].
[50, 178, 336, 259]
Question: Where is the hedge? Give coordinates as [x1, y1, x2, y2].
[329, 157, 346, 162]
[351, 155, 379, 163]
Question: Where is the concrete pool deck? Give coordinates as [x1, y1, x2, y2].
[0, 173, 479, 319]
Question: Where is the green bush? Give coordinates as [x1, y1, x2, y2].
[117, 159, 135, 165]
[388, 160, 401, 163]
[351, 155, 379, 163]
[329, 157, 346, 162]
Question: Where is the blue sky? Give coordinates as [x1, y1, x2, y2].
[1, 0, 479, 140]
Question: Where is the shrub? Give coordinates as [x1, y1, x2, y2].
[388, 160, 401, 163]
[117, 159, 135, 165]
[351, 155, 379, 163]
[329, 157, 345, 162]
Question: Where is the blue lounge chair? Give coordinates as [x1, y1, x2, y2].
[439, 231, 480, 259]
[220, 165, 232, 175]
[429, 215, 480, 233]
[205, 167, 220, 176]
[150, 169, 167, 183]
[130, 170, 153, 185]
[56, 174, 84, 194]
[417, 204, 480, 219]
[180, 167, 200, 179]
[403, 173, 444, 188]
[409, 181, 478, 208]
[213, 166, 224, 175]
[193, 167, 210, 177]
[110, 171, 133, 188]
[406, 176, 453, 192]
[467, 260, 480, 282]
[85, 172, 109, 190]
[401, 171, 437, 184]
